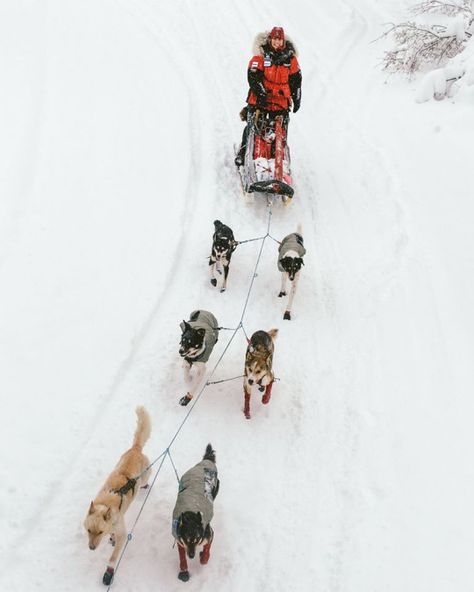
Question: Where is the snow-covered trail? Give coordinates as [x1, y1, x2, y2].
[1, 1, 474, 591]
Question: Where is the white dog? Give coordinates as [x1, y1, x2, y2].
[278, 225, 306, 320]
[84, 406, 151, 585]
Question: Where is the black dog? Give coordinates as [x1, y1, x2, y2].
[209, 220, 237, 293]
[178, 310, 219, 406]
[172, 444, 220, 582]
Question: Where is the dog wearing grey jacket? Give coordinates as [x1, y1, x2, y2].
[278, 225, 306, 320]
[172, 444, 219, 582]
[178, 310, 219, 406]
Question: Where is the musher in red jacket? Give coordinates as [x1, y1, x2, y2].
[235, 27, 302, 167]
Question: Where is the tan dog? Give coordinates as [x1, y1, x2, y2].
[84, 406, 151, 585]
[243, 329, 278, 419]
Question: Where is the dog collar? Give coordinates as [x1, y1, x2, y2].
[111, 477, 137, 510]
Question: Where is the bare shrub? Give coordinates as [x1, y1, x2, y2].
[378, 1, 473, 75]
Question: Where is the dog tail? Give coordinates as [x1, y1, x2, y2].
[203, 443, 216, 463]
[213, 220, 223, 229]
[268, 328, 278, 340]
[132, 406, 151, 450]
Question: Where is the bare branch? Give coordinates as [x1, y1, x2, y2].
[412, 0, 472, 17]
[378, 16, 467, 74]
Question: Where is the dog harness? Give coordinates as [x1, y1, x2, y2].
[111, 477, 137, 510]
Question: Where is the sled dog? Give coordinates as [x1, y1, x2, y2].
[243, 328, 278, 419]
[179, 310, 219, 406]
[209, 220, 237, 293]
[84, 406, 151, 585]
[278, 225, 306, 320]
[172, 444, 220, 582]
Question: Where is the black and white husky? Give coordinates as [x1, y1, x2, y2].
[278, 225, 306, 320]
[209, 220, 237, 293]
[178, 310, 219, 406]
[172, 444, 219, 582]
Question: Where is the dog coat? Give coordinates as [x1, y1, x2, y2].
[172, 459, 218, 536]
[277, 232, 306, 272]
[180, 310, 219, 364]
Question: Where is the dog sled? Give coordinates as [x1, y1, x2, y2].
[237, 109, 294, 204]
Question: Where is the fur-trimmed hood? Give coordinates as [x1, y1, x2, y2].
[252, 31, 298, 58]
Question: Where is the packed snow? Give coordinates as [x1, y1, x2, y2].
[1, 1, 473, 591]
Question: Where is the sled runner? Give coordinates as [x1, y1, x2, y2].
[237, 110, 294, 204]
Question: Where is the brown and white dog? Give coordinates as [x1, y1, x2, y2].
[278, 225, 306, 320]
[243, 329, 278, 419]
[84, 406, 151, 585]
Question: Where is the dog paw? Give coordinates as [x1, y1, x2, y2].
[244, 410, 251, 419]
[219, 287, 226, 293]
[278, 291, 287, 297]
[283, 311, 291, 320]
[178, 570, 190, 582]
[210, 278, 217, 287]
[262, 394, 271, 404]
[109, 535, 116, 547]
[179, 394, 192, 406]
[102, 567, 114, 586]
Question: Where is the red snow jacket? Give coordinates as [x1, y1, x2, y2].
[246, 36, 301, 112]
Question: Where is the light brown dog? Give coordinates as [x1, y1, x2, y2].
[243, 329, 278, 419]
[84, 406, 151, 585]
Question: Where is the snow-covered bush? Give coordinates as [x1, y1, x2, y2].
[416, 35, 474, 100]
[379, 1, 473, 75]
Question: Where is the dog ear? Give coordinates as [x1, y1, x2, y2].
[181, 320, 190, 332]
[299, 258, 305, 266]
[89, 501, 95, 514]
[104, 507, 111, 521]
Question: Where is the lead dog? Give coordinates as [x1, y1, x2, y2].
[84, 406, 151, 585]
[209, 220, 237, 293]
[172, 444, 220, 582]
[278, 225, 306, 320]
[243, 328, 278, 419]
[179, 310, 219, 406]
